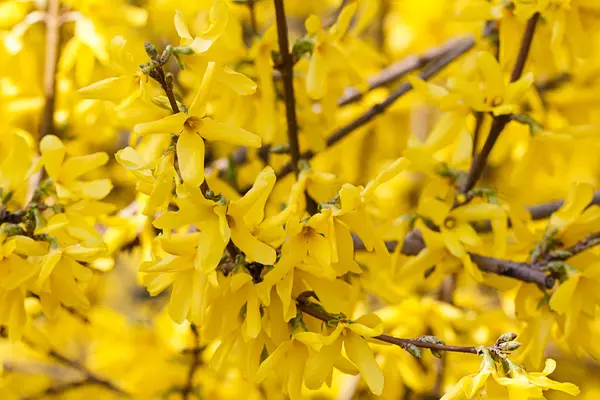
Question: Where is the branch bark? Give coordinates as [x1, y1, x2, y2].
[181, 324, 201, 400]
[40, 0, 61, 139]
[273, 0, 301, 176]
[338, 36, 474, 106]
[460, 13, 540, 194]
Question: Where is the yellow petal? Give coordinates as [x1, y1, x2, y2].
[60, 152, 109, 182]
[476, 51, 505, 100]
[306, 50, 327, 99]
[174, 9, 192, 39]
[177, 130, 205, 187]
[344, 332, 384, 396]
[190, 0, 229, 53]
[134, 112, 187, 135]
[217, 66, 257, 96]
[230, 221, 276, 265]
[78, 76, 133, 101]
[168, 271, 193, 323]
[242, 289, 262, 341]
[188, 62, 217, 118]
[40, 135, 66, 180]
[200, 117, 261, 148]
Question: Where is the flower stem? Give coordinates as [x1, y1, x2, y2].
[297, 301, 478, 354]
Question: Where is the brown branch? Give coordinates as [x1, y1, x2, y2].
[40, 0, 61, 139]
[471, 112, 484, 157]
[181, 324, 201, 400]
[152, 65, 180, 114]
[248, 0, 258, 37]
[473, 190, 600, 233]
[539, 232, 600, 266]
[273, 0, 301, 176]
[297, 301, 477, 354]
[23, 377, 117, 399]
[460, 13, 540, 194]
[271, 35, 476, 183]
[401, 232, 554, 288]
[338, 36, 474, 106]
[10, 335, 129, 397]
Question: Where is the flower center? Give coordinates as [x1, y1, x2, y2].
[443, 216, 457, 230]
[184, 116, 202, 132]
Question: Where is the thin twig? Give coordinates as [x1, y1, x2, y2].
[353, 232, 554, 288]
[538, 232, 600, 266]
[297, 301, 478, 354]
[273, 0, 301, 176]
[248, 0, 258, 37]
[471, 112, 484, 157]
[40, 0, 61, 139]
[460, 13, 540, 194]
[271, 35, 476, 184]
[13, 335, 129, 397]
[338, 36, 474, 106]
[181, 324, 201, 400]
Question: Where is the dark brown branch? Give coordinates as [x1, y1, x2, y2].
[353, 232, 554, 288]
[471, 112, 484, 157]
[461, 13, 540, 194]
[297, 301, 477, 354]
[272, 35, 476, 183]
[338, 36, 474, 106]
[40, 0, 61, 139]
[273, 0, 301, 176]
[535, 72, 572, 93]
[181, 324, 201, 400]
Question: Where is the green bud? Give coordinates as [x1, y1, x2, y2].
[495, 332, 518, 345]
[297, 159, 311, 172]
[159, 45, 173, 65]
[292, 37, 314, 59]
[418, 335, 445, 358]
[235, 253, 245, 266]
[404, 343, 422, 359]
[290, 311, 308, 332]
[270, 144, 290, 154]
[510, 113, 544, 136]
[0, 223, 25, 237]
[144, 41, 158, 59]
[497, 341, 521, 352]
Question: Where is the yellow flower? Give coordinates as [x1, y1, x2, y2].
[304, 3, 365, 99]
[490, 358, 580, 399]
[0, 131, 34, 207]
[133, 62, 260, 186]
[39, 135, 112, 201]
[441, 348, 495, 399]
[174, 0, 228, 54]
[77, 36, 148, 109]
[294, 313, 385, 395]
[549, 261, 600, 340]
[414, 185, 507, 281]
[254, 338, 309, 400]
